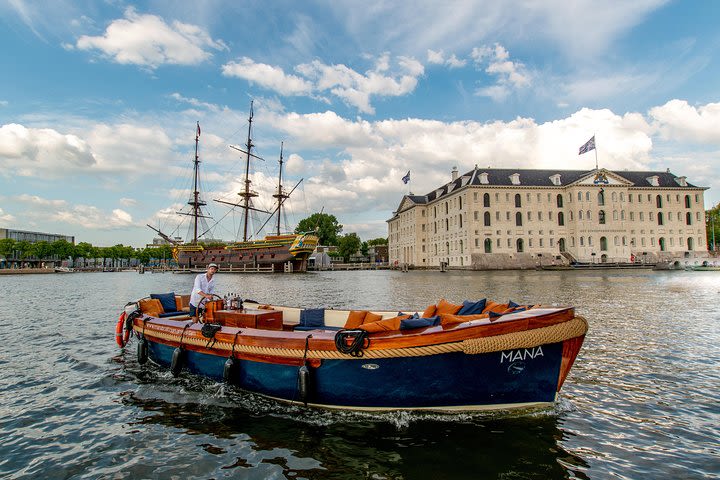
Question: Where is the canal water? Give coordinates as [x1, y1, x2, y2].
[0, 270, 718, 479]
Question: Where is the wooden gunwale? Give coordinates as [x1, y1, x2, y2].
[133, 307, 576, 354]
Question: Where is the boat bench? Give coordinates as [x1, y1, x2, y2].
[244, 302, 397, 331]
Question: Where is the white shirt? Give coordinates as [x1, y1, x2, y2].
[190, 272, 216, 307]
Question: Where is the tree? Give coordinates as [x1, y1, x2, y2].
[367, 237, 388, 246]
[337, 233, 361, 262]
[706, 204, 720, 251]
[52, 239, 75, 260]
[295, 213, 342, 246]
[0, 238, 16, 260]
[360, 241, 369, 257]
[31, 241, 53, 261]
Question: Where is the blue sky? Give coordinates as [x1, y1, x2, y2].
[1, 0, 719, 247]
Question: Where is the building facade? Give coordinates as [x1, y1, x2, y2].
[387, 167, 708, 268]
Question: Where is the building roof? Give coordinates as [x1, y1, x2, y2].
[388, 167, 705, 219]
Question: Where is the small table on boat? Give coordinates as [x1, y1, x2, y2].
[213, 308, 283, 330]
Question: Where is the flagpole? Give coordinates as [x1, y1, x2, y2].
[594, 133, 598, 171]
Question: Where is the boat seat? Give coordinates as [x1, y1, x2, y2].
[159, 311, 189, 318]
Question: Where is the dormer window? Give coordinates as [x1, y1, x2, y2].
[510, 173, 520, 185]
[479, 172, 490, 185]
[646, 175, 659, 187]
[549, 174, 561, 186]
[675, 176, 688, 187]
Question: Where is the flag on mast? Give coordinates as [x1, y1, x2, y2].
[578, 135, 595, 155]
[402, 171, 410, 184]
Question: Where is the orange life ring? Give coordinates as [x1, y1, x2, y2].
[115, 311, 131, 348]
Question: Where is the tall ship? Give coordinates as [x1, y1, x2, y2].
[149, 102, 318, 272]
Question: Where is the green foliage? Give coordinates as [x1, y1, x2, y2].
[367, 237, 388, 246]
[706, 205, 720, 251]
[0, 238, 16, 258]
[360, 241, 369, 256]
[295, 213, 343, 245]
[337, 233, 361, 262]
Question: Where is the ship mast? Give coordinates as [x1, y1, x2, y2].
[237, 102, 259, 241]
[188, 121, 206, 244]
[272, 142, 290, 235]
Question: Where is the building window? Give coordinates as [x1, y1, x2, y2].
[558, 212, 565, 226]
[639, 212, 644, 221]
[557, 194, 564, 208]
[484, 211, 491, 226]
[587, 210, 591, 220]
[527, 211, 532, 221]
[516, 212, 523, 226]
[613, 210, 618, 221]
[630, 212, 635, 221]
[516, 238, 524, 252]
[658, 212, 664, 225]
[580, 236, 584, 246]
[579, 210, 584, 220]
[600, 236, 608, 251]
[598, 190, 605, 206]
[656, 195, 663, 208]
[586, 192, 590, 202]
[459, 215, 463, 228]
[578, 191, 582, 201]
[496, 211, 500, 221]
[483, 193, 490, 207]
[685, 195, 691, 208]
[686, 212, 692, 225]
[484, 238, 492, 253]
[474, 211, 479, 221]
[599, 210, 606, 224]
[612, 192, 617, 202]
[515, 194, 522, 208]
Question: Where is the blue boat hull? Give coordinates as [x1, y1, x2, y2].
[147, 340, 563, 410]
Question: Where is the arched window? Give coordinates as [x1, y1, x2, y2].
[558, 212, 565, 226]
[484, 238, 492, 253]
[658, 212, 664, 225]
[580, 236, 584, 246]
[600, 236, 608, 251]
[515, 212, 523, 226]
[556, 194, 564, 208]
[484, 211, 491, 226]
[579, 210, 584, 220]
[587, 210, 591, 220]
[515, 194, 522, 208]
[483, 193, 490, 207]
[685, 195, 691, 208]
[459, 215, 463, 228]
[687, 237, 694, 250]
[459, 240, 463, 254]
[656, 195, 663, 208]
[578, 191, 582, 201]
[686, 212, 692, 225]
[598, 190, 605, 206]
[659, 237, 666, 251]
[599, 210, 606, 224]
[559, 238, 566, 252]
[516, 238, 524, 252]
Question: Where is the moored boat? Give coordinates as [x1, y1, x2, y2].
[116, 295, 588, 412]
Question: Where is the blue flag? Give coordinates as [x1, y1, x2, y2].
[578, 136, 595, 155]
[402, 171, 410, 184]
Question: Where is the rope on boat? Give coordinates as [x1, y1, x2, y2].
[133, 316, 588, 360]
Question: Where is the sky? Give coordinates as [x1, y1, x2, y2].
[1, 0, 719, 248]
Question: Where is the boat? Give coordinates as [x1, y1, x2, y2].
[54, 266, 75, 273]
[115, 295, 588, 411]
[149, 102, 318, 273]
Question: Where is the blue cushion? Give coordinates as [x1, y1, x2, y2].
[508, 300, 520, 308]
[151, 292, 177, 313]
[299, 308, 325, 328]
[400, 315, 439, 330]
[457, 299, 487, 315]
[159, 310, 187, 318]
[488, 310, 505, 320]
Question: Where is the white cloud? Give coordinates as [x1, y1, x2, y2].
[0, 123, 97, 177]
[222, 57, 314, 95]
[224, 54, 424, 114]
[472, 43, 531, 100]
[649, 100, 720, 144]
[54, 205, 133, 229]
[14, 194, 68, 207]
[75, 7, 227, 68]
[427, 49, 466, 68]
[119, 198, 137, 207]
[0, 207, 15, 223]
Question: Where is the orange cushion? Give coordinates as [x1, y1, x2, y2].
[436, 298, 463, 315]
[482, 300, 509, 314]
[359, 315, 409, 332]
[421, 304, 437, 318]
[344, 310, 368, 329]
[139, 298, 163, 317]
[363, 312, 383, 324]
